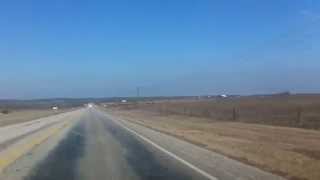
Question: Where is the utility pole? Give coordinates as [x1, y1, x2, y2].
[136, 87, 140, 98]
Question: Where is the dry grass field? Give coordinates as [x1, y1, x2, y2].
[0, 109, 67, 127]
[105, 94, 320, 180]
[110, 94, 320, 129]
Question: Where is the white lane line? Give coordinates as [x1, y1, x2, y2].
[109, 116, 218, 180]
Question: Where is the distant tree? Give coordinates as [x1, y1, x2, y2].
[273, 91, 291, 96]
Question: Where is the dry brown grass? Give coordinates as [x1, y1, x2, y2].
[110, 94, 320, 129]
[108, 108, 320, 180]
[0, 109, 67, 127]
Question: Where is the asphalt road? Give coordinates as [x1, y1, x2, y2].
[0, 108, 285, 180]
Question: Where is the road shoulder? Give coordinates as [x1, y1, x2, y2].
[99, 109, 284, 180]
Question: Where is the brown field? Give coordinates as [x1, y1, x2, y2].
[108, 94, 320, 129]
[0, 109, 68, 127]
[105, 95, 320, 180]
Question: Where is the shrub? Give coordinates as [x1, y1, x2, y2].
[1, 109, 10, 114]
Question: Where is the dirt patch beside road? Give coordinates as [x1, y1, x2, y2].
[107, 109, 320, 180]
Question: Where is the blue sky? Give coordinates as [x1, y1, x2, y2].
[0, 0, 319, 98]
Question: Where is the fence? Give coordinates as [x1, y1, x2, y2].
[117, 99, 320, 130]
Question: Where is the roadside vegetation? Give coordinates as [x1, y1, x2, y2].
[107, 94, 320, 129]
[1, 109, 10, 114]
[0, 109, 67, 127]
[105, 94, 320, 180]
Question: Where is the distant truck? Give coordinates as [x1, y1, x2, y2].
[121, 99, 127, 103]
[52, 106, 59, 110]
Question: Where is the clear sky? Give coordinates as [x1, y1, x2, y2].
[0, 0, 319, 99]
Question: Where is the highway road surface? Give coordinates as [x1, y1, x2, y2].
[0, 107, 285, 180]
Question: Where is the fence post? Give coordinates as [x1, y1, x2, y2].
[232, 107, 237, 121]
[166, 106, 170, 116]
[203, 109, 210, 118]
[297, 107, 302, 127]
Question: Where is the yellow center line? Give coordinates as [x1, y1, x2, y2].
[0, 121, 71, 173]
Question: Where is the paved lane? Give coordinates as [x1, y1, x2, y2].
[24, 108, 209, 180]
[1, 107, 284, 180]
